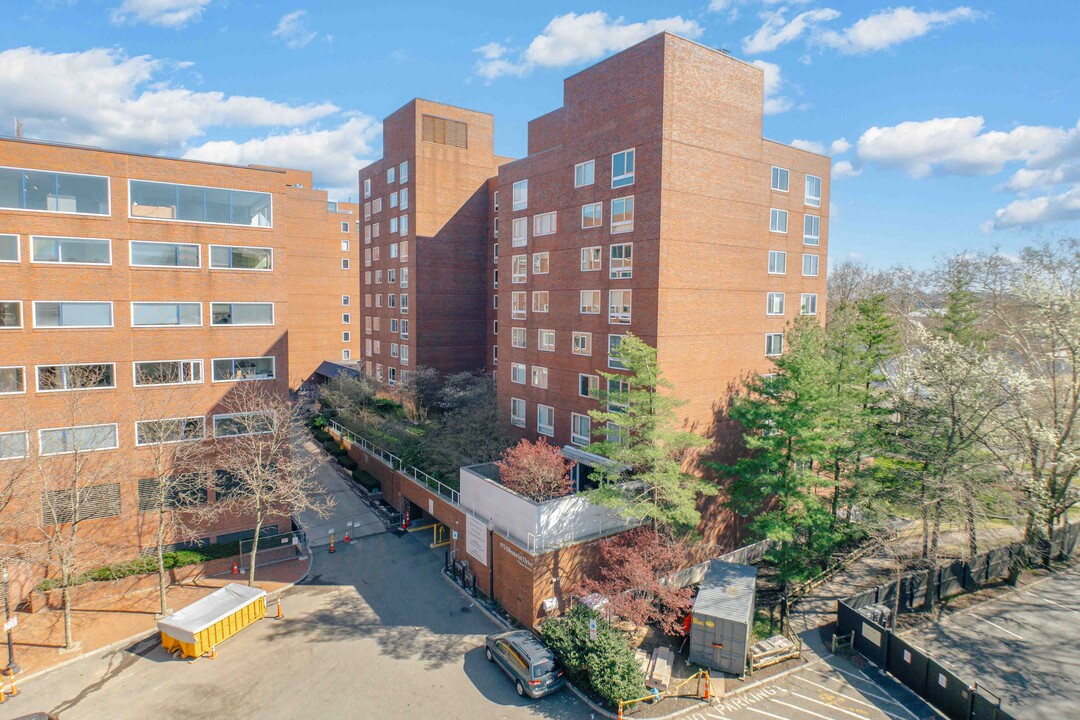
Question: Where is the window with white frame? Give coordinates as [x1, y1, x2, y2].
[0, 235, 18, 263]
[510, 363, 525, 384]
[768, 250, 787, 275]
[400, 319, 409, 338]
[803, 253, 820, 277]
[766, 292, 785, 316]
[607, 378, 629, 412]
[580, 290, 601, 314]
[399, 241, 408, 260]
[493, 190, 499, 212]
[610, 243, 632, 279]
[493, 218, 499, 238]
[212, 357, 275, 381]
[32, 236, 111, 265]
[399, 161, 408, 182]
[363, 178, 371, 198]
[801, 293, 818, 316]
[608, 334, 627, 369]
[532, 252, 549, 274]
[537, 404, 554, 436]
[771, 166, 790, 192]
[533, 211, 556, 236]
[510, 398, 526, 427]
[135, 417, 205, 445]
[133, 359, 202, 387]
[213, 412, 273, 438]
[373, 197, 382, 213]
[387, 166, 395, 184]
[390, 343, 399, 358]
[571, 413, 591, 447]
[211, 302, 274, 326]
[132, 302, 201, 327]
[582, 202, 602, 229]
[400, 188, 409, 209]
[341, 239, 350, 252]
[373, 223, 380, 238]
[770, 208, 788, 233]
[388, 293, 397, 308]
[804, 214, 820, 245]
[343, 349, 351, 361]
[400, 268, 409, 287]
[511, 327, 526, 348]
[608, 289, 632, 325]
[805, 175, 822, 207]
[34, 301, 112, 328]
[579, 373, 599, 398]
[512, 255, 527, 283]
[39, 424, 118, 455]
[0, 431, 28, 460]
[375, 295, 382, 308]
[364, 248, 371, 267]
[538, 329, 555, 352]
[493, 269, 498, 288]
[511, 292, 527, 319]
[512, 217, 527, 247]
[532, 291, 549, 313]
[575, 160, 595, 188]
[493, 294, 498, 310]
[130, 240, 199, 268]
[611, 196, 634, 234]
[37, 363, 115, 392]
[341, 259, 350, 270]
[390, 191, 398, 209]
[400, 215, 408, 236]
[364, 202, 371, 220]
[765, 333, 784, 357]
[611, 149, 635, 188]
[606, 422, 624, 445]
[1, 301, 22, 329]
[365, 225, 372, 243]
[493, 243, 499, 261]
[390, 217, 398, 234]
[531, 366, 548, 388]
[399, 294, 408, 313]
[341, 221, 350, 233]
[400, 345, 409, 365]
[343, 331, 351, 342]
[512, 180, 528, 210]
[0, 366, 25, 395]
[572, 331, 592, 356]
[581, 246, 601, 271]
[390, 318, 398, 333]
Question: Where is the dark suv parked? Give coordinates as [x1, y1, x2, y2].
[485, 630, 564, 698]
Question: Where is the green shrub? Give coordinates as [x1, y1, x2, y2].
[540, 605, 647, 708]
[352, 469, 381, 491]
[312, 415, 329, 429]
[312, 427, 332, 443]
[340, 456, 358, 471]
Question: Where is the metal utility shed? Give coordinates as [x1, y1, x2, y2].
[688, 560, 757, 676]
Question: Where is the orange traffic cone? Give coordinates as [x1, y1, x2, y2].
[703, 671, 712, 701]
[231, 561, 239, 575]
[344, 530, 351, 544]
[208, 645, 218, 660]
[276, 597, 284, 620]
[329, 532, 336, 554]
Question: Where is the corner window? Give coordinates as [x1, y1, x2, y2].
[0, 235, 18, 263]
[363, 178, 371, 198]
[0, 431, 28, 460]
[611, 149, 635, 188]
[0, 167, 109, 216]
[771, 166, 789, 192]
[0, 366, 25, 395]
[1, 301, 22, 329]
[575, 160, 595, 188]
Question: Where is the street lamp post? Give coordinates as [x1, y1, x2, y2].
[2, 563, 18, 675]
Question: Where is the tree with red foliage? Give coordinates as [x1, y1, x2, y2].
[580, 526, 695, 636]
[495, 438, 574, 502]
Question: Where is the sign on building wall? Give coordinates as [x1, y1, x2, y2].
[466, 514, 487, 566]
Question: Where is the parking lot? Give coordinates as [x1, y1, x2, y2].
[906, 564, 1080, 719]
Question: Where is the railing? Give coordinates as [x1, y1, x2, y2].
[327, 420, 460, 504]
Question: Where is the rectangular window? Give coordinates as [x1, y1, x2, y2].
[387, 367, 397, 385]
[510, 398, 526, 428]
[399, 161, 408, 183]
[770, 208, 789, 234]
[511, 292, 527, 320]
[390, 243, 399, 259]
[399, 215, 408, 236]
[400, 319, 409, 339]
[493, 217, 499, 238]
[400, 345, 409, 365]
[609, 243, 633, 279]
[387, 166, 396, 184]
[512, 217, 528, 247]
[33, 301, 112, 328]
[532, 252, 549, 275]
[572, 332, 592, 356]
[512, 180, 528, 210]
[493, 191, 499, 212]
[373, 198, 382, 214]
[209, 245, 273, 271]
[608, 289, 632, 325]
[399, 240, 408, 261]
[129, 180, 271, 227]
[611, 196, 634, 234]
[611, 149, 636, 188]
[580, 290, 601, 314]
[400, 268, 409, 287]
[608, 334, 627, 369]
[421, 114, 468, 148]
[511, 327, 526, 348]
[400, 188, 409, 209]
[135, 417, 205, 445]
[801, 293, 818, 316]
[342, 239, 350, 252]
[399, 294, 408, 314]
[512, 255, 528, 283]
[0, 366, 25, 395]
[31, 236, 110, 265]
[806, 175, 822, 207]
[766, 292, 785, 316]
[803, 254, 820, 277]
[342, 295, 351, 306]
[390, 342, 399, 358]
[132, 302, 201, 327]
[37, 363, 115, 392]
[538, 329, 555, 352]
[134, 360, 201, 386]
[804, 215, 820, 245]
[212, 357, 275, 382]
[571, 413, 591, 447]
[766, 333, 784, 357]
[364, 202, 371, 220]
[531, 366, 548, 388]
[0, 431, 28, 460]
[342, 258, 350, 270]
[130, 240, 200, 268]
[511, 363, 526, 384]
[0, 167, 109, 215]
[213, 412, 273, 437]
[0, 234, 18, 262]
[493, 269, 499, 289]
[39, 424, 118, 456]
[341, 221, 350, 233]
[581, 202, 602, 229]
[211, 302, 273, 327]
[607, 378, 629, 412]
[533, 211, 557, 236]
[581, 247, 601, 272]
[390, 191, 398, 209]
[768, 250, 787, 275]
[771, 166, 789, 192]
[579, 373, 599, 399]
[532, 291, 549, 313]
[365, 225, 371, 243]
[390, 217, 398, 234]
[1, 301, 22, 328]
[575, 160, 595, 188]
[364, 178, 371, 198]
[537, 405, 554, 436]
[373, 223, 380, 238]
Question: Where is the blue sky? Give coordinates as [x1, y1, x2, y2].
[3, 0, 1078, 269]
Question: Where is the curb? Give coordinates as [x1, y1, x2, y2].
[439, 571, 511, 630]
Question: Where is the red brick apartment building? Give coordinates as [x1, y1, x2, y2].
[0, 138, 359, 598]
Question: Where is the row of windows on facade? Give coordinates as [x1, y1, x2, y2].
[503, 149, 637, 219]
[364, 339, 410, 365]
[495, 332, 631, 368]
[364, 240, 409, 266]
[364, 267, 409, 288]
[363, 187, 410, 222]
[495, 196, 635, 245]
[364, 316, 409, 339]
[0, 357, 278, 396]
[363, 293, 409, 313]
[495, 245, 632, 291]
[366, 362, 410, 386]
[0, 235, 278, 269]
[507, 398, 603, 448]
[769, 209, 822, 244]
[0, 169, 274, 227]
[503, 289, 633, 324]
[362, 159, 409, 199]
[0, 411, 274, 463]
[770, 166, 823, 208]
[0, 301, 291, 329]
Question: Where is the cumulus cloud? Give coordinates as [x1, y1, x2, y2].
[791, 138, 825, 154]
[474, 11, 702, 80]
[110, 0, 211, 28]
[272, 10, 318, 49]
[830, 137, 851, 154]
[750, 60, 793, 115]
[743, 8, 840, 53]
[818, 6, 981, 54]
[985, 187, 1080, 230]
[832, 160, 861, 178]
[183, 116, 381, 199]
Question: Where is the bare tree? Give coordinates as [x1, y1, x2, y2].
[396, 366, 440, 424]
[205, 383, 332, 586]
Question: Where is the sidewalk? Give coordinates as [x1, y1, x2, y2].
[5, 555, 309, 682]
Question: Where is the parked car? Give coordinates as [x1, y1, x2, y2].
[485, 630, 564, 698]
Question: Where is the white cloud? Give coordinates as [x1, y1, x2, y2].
[272, 10, 318, 49]
[791, 139, 825, 154]
[830, 137, 851, 154]
[985, 187, 1080, 230]
[1004, 162, 1080, 192]
[183, 116, 381, 200]
[110, 0, 211, 28]
[818, 6, 980, 54]
[475, 11, 703, 80]
[833, 160, 861, 178]
[743, 8, 840, 54]
[749, 60, 792, 115]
